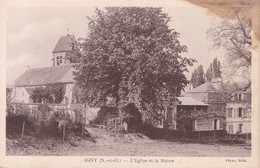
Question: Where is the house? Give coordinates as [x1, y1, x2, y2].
[184, 81, 227, 130]
[226, 86, 251, 134]
[156, 97, 221, 132]
[12, 34, 77, 104]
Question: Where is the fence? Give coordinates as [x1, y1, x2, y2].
[10, 102, 86, 123]
[7, 102, 89, 141]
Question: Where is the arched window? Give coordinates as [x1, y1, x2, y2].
[57, 56, 60, 66]
[60, 56, 63, 64]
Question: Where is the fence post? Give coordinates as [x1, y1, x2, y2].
[82, 122, 84, 139]
[213, 130, 216, 143]
[99, 124, 101, 136]
[63, 123, 66, 142]
[21, 121, 25, 138]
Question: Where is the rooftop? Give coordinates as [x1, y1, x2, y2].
[14, 65, 74, 86]
[186, 82, 222, 93]
[52, 34, 76, 53]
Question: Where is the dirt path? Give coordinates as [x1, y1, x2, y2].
[52, 140, 250, 157]
[6, 137, 250, 156]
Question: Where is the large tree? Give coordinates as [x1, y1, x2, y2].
[207, 11, 251, 87]
[73, 7, 195, 121]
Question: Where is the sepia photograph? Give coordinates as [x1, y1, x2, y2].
[1, 0, 259, 167]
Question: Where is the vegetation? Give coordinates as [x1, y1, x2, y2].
[190, 65, 206, 88]
[31, 83, 66, 103]
[205, 57, 222, 82]
[6, 102, 88, 140]
[207, 11, 251, 88]
[72, 7, 195, 122]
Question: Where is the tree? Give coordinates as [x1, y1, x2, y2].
[73, 7, 195, 121]
[205, 63, 213, 82]
[190, 65, 205, 88]
[207, 11, 251, 87]
[205, 57, 222, 82]
[191, 68, 198, 88]
[31, 83, 66, 103]
[197, 65, 206, 86]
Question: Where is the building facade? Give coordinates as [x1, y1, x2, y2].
[155, 97, 221, 132]
[226, 88, 251, 134]
[12, 34, 77, 105]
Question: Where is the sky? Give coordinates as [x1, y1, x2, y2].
[6, 2, 226, 85]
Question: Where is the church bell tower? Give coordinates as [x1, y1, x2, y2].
[52, 34, 76, 66]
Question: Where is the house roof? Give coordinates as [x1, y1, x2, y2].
[14, 65, 74, 86]
[186, 82, 222, 93]
[52, 34, 76, 53]
[177, 97, 208, 106]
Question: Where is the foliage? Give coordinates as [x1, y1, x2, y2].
[92, 106, 118, 125]
[6, 103, 85, 139]
[6, 104, 38, 137]
[121, 103, 142, 132]
[205, 57, 222, 82]
[190, 65, 206, 88]
[71, 83, 84, 104]
[73, 7, 195, 120]
[6, 89, 14, 115]
[31, 83, 66, 103]
[207, 11, 251, 86]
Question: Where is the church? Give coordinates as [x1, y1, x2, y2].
[12, 34, 77, 104]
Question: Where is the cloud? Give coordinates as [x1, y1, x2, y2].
[7, 17, 68, 84]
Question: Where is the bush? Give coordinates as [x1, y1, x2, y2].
[93, 106, 118, 125]
[6, 103, 88, 140]
[6, 113, 36, 137]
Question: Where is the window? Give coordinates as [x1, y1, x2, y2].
[238, 93, 243, 100]
[213, 119, 218, 130]
[238, 108, 243, 117]
[229, 125, 233, 134]
[234, 108, 239, 118]
[57, 56, 60, 65]
[22, 91, 24, 96]
[227, 108, 233, 117]
[58, 56, 62, 64]
[239, 124, 243, 133]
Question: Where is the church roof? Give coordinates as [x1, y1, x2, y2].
[52, 34, 76, 53]
[14, 65, 74, 86]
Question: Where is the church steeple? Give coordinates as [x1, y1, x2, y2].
[52, 34, 76, 66]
